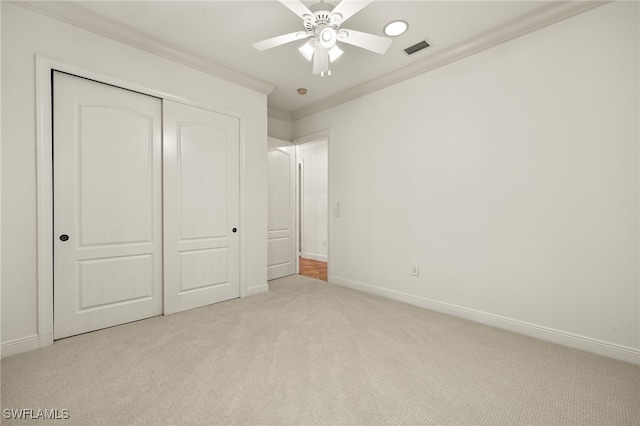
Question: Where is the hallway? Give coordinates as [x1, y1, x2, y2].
[298, 257, 327, 281]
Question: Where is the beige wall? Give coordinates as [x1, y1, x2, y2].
[293, 2, 639, 362]
[1, 3, 269, 354]
[268, 115, 293, 141]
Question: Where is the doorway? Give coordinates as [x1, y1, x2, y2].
[296, 138, 328, 281]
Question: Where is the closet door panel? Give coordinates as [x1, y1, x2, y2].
[163, 100, 240, 314]
[53, 71, 163, 339]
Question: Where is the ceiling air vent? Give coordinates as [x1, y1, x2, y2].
[404, 40, 430, 56]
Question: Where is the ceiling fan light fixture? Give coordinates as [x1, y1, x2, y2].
[319, 27, 337, 48]
[329, 45, 343, 62]
[384, 20, 408, 37]
[298, 40, 315, 61]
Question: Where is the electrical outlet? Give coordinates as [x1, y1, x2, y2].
[411, 265, 420, 277]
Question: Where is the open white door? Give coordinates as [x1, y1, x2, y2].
[53, 72, 163, 339]
[267, 138, 297, 280]
[163, 100, 240, 314]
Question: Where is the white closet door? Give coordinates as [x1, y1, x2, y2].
[53, 72, 163, 339]
[163, 100, 240, 314]
[267, 143, 296, 280]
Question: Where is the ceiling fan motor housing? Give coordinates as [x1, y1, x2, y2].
[304, 2, 342, 34]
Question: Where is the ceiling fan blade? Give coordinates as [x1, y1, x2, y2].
[338, 29, 392, 54]
[253, 31, 310, 51]
[278, 0, 314, 20]
[312, 48, 329, 75]
[331, 0, 373, 24]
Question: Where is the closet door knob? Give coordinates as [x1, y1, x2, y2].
[60, 234, 69, 241]
[232, 228, 237, 233]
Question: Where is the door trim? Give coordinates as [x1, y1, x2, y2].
[35, 55, 249, 348]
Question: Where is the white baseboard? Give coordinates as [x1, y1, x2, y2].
[300, 252, 328, 262]
[245, 283, 269, 297]
[1, 334, 40, 357]
[332, 276, 640, 365]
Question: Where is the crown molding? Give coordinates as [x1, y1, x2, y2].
[267, 107, 292, 122]
[290, 0, 611, 121]
[13, 0, 610, 118]
[12, 1, 275, 95]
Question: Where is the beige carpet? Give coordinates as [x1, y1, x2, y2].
[1, 274, 639, 425]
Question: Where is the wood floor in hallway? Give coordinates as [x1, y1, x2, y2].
[299, 257, 327, 281]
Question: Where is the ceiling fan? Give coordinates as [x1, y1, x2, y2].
[253, 0, 392, 77]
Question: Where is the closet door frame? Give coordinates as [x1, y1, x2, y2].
[34, 56, 249, 349]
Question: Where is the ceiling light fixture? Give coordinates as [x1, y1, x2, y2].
[384, 20, 408, 37]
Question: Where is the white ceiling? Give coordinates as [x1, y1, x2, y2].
[21, 1, 604, 119]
